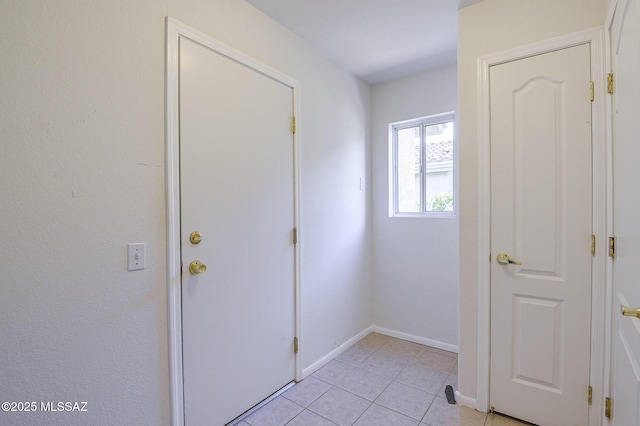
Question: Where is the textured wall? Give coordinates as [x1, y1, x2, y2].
[371, 64, 459, 347]
[0, 1, 371, 424]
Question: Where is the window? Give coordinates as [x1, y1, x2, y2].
[390, 112, 455, 216]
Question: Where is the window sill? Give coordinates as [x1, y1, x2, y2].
[390, 213, 457, 219]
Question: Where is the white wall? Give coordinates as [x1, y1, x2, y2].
[0, 1, 371, 424]
[457, 0, 607, 405]
[371, 64, 459, 348]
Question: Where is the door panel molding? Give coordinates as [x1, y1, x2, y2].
[476, 27, 606, 425]
[165, 17, 301, 426]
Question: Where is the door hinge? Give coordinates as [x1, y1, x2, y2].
[589, 81, 595, 101]
[609, 236, 616, 258]
[607, 73, 614, 94]
[588, 385, 593, 405]
[605, 397, 613, 419]
[180, 261, 183, 275]
[291, 116, 296, 134]
[292, 227, 298, 245]
[293, 337, 299, 354]
[591, 235, 596, 256]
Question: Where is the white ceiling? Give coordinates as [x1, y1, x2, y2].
[244, 0, 479, 84]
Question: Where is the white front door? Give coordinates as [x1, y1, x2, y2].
[178, 35, 297, 424]
[609, 0, 640, 424]
[489, 44, 593, 425]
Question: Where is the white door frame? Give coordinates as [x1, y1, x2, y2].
[476, 27, 607, 424]
[164, 17, 302, 426]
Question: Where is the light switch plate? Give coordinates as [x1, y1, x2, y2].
[127, 243, 146, 271]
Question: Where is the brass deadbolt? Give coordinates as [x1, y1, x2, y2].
[189, 260, 207, 275]
[190, 231, 203, 244]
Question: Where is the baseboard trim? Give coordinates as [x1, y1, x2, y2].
[301, 326, 374, 378]
[300, 325, 459, 380]
[454, 391, 479, 411]
[372, 326, 459, 354]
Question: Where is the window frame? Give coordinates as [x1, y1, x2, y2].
[389, 111, 456, 218]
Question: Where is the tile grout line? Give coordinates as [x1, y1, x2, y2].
[269, 334, 463, 426]
[345, 336, 453, 425]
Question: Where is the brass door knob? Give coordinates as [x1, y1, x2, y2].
[189, 260, 207, 275]
[621, 305, 640, 319]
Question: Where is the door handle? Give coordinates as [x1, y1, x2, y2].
[621, 305, 640, 319]
[496, 252, 522, 266]
[189, 260, 207, 275]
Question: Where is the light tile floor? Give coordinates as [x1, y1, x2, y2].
[236, 333, 530, 426]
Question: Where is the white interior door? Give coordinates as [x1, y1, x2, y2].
[489, 44, 593, 426]
[179, 36, 297, 425]
[609, 0, 640, 424]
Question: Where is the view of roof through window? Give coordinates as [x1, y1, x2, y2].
[395, 118, 454, 215]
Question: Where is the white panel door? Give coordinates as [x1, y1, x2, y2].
[610, 0, 640, 424]
[179, 36, 296, 425]
[490, 44, 593, 425]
